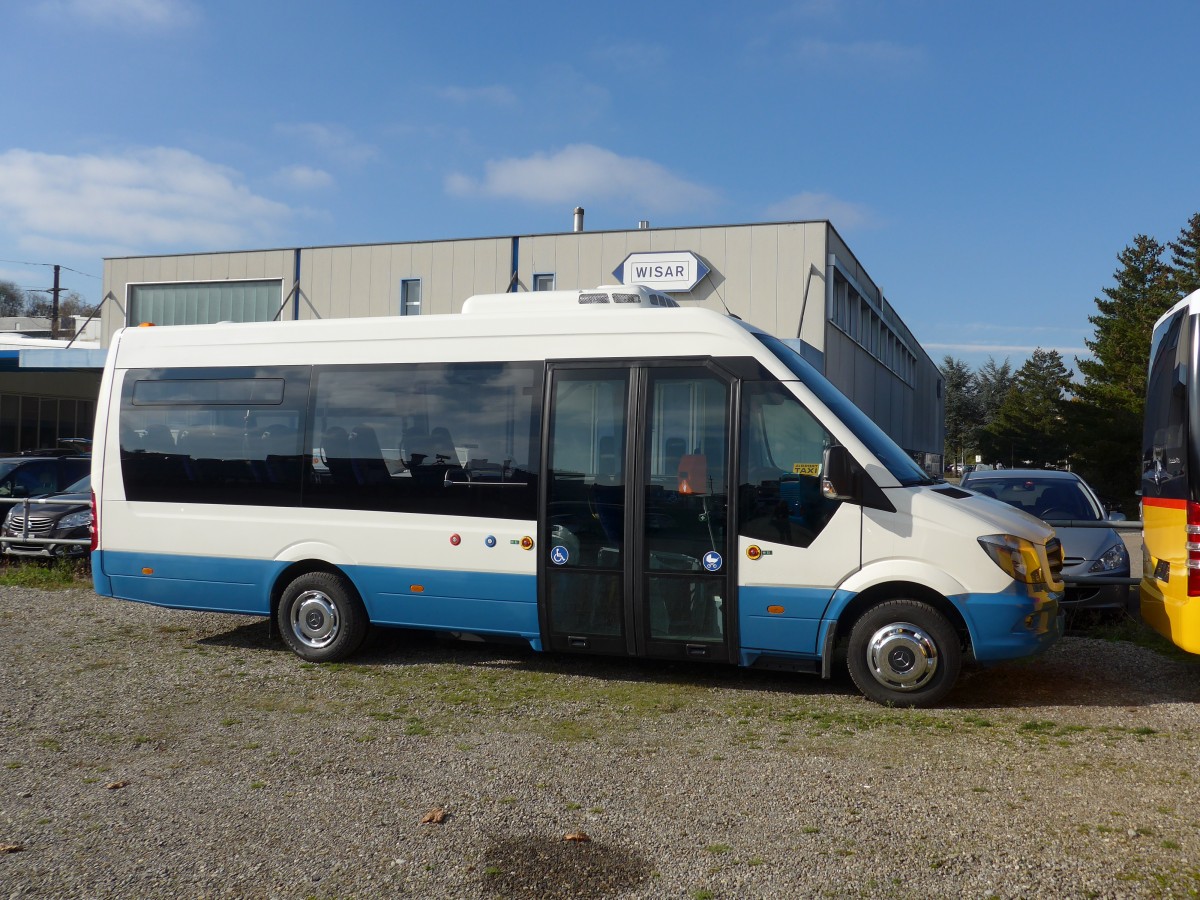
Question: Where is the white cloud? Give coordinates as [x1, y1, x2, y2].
[0, 147, 291, 258]
[273, 164, 334, 190]
[765, 191, 876, 229]
[36, 0, 199, 30]
[274, 123, 378, 165]
[434, 85, 518, 106]
[446, 144, 718, 212]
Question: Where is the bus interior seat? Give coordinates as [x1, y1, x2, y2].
[120, 425, 143, 453]
[349, 424, 391, 485]
[142, 424, 176, 454]
[261, 425, 300, 484]
[430, 427, 459, 467]
[322, 427, 354, 484]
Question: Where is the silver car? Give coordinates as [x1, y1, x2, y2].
[960, 468, 1129, 610]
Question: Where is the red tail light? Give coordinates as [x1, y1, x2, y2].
[1187, 501, 1200, 596]
[88, 489, 98, 554]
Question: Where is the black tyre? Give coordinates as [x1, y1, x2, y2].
[276, 571, 368, 662]
[846, 599, 961, 707]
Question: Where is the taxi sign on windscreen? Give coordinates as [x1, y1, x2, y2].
[793, 463, 821, 476]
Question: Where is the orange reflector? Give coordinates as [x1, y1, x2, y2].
[767, 605, 785, 615]
[410, 585, 424, 593]
[746, 545, 762, 560]
[520, 536, 534, 550]
[142, 568, 154, 575]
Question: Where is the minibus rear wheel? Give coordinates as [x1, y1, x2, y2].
[277, 571, 369, 663]
[847, 599, 961, 707]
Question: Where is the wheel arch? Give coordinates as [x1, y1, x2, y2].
[833, 580, 971, 650]
[270, 559, 364, 623]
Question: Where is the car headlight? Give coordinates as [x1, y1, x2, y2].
[2, 506, 15, 525]
[58, 510, 91, 529]
[1089, 541, 1129, 573]
[978, 533, 1049, 585]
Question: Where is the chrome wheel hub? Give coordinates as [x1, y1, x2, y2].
[864, 621, 938, 692]
[290, 590, 340, 649]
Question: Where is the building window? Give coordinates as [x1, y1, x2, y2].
[400, 279, 421, 316]
[128, 280, 282, 326]
[533, 273, 555, 292]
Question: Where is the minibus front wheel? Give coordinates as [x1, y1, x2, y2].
[277, 571, 369, 663]
[847, 599, 962, 707]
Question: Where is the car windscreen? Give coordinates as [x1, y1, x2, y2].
[63, 475, 90, 493]
[967, 477, 1102, 521]
[755, 333, 934, 486]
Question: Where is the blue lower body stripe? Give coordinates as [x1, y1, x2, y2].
[93, 550, 539, 640]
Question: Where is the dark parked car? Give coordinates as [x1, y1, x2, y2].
[0, 455, 90, 499]
[1, 474, 91, 559]
[959, 468, 1129, 610]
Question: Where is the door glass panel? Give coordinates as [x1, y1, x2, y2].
[739, 381, 842, 547]
[546, 370, 628, 639]
[643, 369, 729, 642]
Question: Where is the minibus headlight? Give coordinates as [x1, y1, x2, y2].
[978, 534, 1046, 585]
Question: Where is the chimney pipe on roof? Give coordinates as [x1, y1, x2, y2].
[573, 207, 584, 232]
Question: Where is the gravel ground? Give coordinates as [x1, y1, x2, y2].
[4, 586, 1200, 899]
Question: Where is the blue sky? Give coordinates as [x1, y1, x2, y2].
[1, 0, 1198, 371]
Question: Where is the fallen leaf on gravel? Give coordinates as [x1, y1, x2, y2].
[563, 831, 592, 843]
[105, 781, 129, 790]
[0, 843, 24, 853]
[420, 807, 447, 824]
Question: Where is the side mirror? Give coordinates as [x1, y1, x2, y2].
[1107, 510, 1127, 522]
[821, 445, 855, 501]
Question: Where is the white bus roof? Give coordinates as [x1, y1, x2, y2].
[106, 289, 779, 375]
[461, 284, 678, 314]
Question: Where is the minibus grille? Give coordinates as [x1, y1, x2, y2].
[1046, 538, 1064, 582]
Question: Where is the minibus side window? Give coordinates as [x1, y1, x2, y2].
[739, 381, 842, 548]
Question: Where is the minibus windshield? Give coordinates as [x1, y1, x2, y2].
[756, 333, 935, 487]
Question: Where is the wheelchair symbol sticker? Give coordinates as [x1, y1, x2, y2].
[550, 545, 570, 566]
[702, 551, 723, 572]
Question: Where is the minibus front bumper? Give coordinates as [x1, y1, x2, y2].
[956, 583, 1063, 663]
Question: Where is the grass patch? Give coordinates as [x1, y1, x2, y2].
[0, 558, 89, 590]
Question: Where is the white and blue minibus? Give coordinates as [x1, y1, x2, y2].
[90, 285, 1063, 706]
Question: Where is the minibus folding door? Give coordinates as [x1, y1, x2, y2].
[541, 363, 734, 662]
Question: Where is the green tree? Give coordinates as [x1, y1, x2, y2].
[1073, 234, 1177, 507]
[1167, 211, 1200, 298]
[975, 357, 1014, 423]
[980, 349, 1072, 467]
[940, 356, 979, 469]
[0, 280, 24, 316]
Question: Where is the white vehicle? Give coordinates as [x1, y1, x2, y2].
[90, 284, 1063, 706]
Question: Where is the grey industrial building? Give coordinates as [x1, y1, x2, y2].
[9, 219, 945, 469]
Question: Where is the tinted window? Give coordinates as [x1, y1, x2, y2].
[739, 381, 843, 547]
[305, 362, 541, 519]
[1143, 308, 1189, 502]
[0, 460, 58, 497]
[756, 333, 932, 486]
[120, 367, 310, 506]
